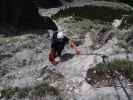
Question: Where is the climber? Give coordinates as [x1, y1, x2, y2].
[48, 31, 80, 64]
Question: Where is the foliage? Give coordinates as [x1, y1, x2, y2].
[93, 59, 133, 81]
[110, 59, 133, 81]
[16, 87, 31, 99]
[51, 5, 130, 21]
[31, 83, 59, 97]
[0, 83, 60, 99]
[1, 88, 16, 99]
[0, 87, 31, 99]
[0, 36, 18, 44]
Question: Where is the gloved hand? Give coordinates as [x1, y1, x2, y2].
[76, 49, 80, 55]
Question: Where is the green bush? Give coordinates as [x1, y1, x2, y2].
[94, 59, 133, 81]
[0, 87, 31, 99]
[0, 83, 60, 99]
[31, 83, 59, 97]
[51, 5, 130, 21]
[16, 87, 31, 99]
[0, 37, 18, 44]
[1, 88, 16, 99]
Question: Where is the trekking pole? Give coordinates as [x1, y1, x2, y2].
[102, 55, 132, 100]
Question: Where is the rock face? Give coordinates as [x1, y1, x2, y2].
[0, 18, 133, 100]
[0, 0, 133, 100]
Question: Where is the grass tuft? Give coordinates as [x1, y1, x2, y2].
[0, 83, 60, 99]
[88, 59, 133, 81]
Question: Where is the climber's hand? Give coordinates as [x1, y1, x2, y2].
[76, 49, 80, 55]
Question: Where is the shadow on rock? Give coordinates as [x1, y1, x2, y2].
[61, 53, 74, 62]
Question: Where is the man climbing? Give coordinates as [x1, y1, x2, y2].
[48, 31, 80, 64]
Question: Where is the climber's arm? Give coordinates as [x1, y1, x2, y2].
[68, 39, 80, 55]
